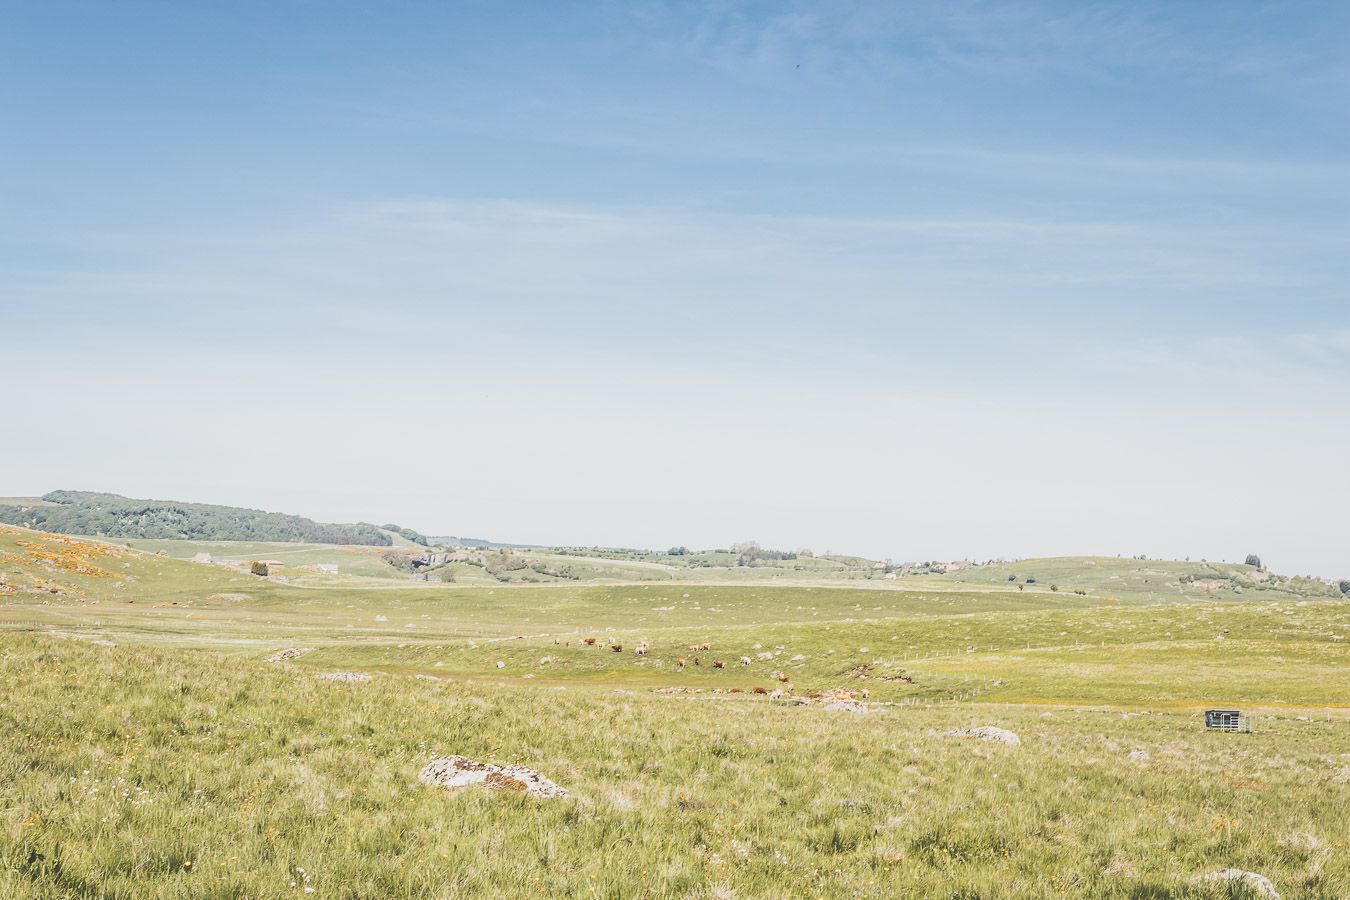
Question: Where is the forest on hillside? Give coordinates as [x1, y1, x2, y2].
[0, 491, 426, 546]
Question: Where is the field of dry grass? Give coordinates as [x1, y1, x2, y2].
[1, 526, 1346, 897]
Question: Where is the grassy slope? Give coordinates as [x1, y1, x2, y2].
[2, 525, 1348, 896]
[933, 556, 1333, 602]
[2, 635, 1347, 898]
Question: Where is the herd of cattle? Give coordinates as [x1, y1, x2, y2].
[551, 634, 877, 703]
[567, 636, 798, 677]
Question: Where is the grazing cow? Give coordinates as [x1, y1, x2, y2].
[583, 637, 597, 646]
[675, 657, 687, 669]
[611, 643, 623, 653]
[771, 671, 789, 682]
[634, 641, 649, 655]
[689, 642, 711, 652]
[712, 660, 725, 669]
[694, 657, 702, 666]
[739, 656, 752, 666]
[752, 686, 768, 694]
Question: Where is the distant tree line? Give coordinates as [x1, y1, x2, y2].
[732, 541, 798, 567]
[0, 490, 426, 546]
[380, 523, 430, 545]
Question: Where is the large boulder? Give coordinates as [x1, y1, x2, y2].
[315, 671, 372, 682]
[265, 647, 314, 663]
[419, 755, 567, 798]
[1194, 869, 1279, 899]
[944, 726, 1021, 746]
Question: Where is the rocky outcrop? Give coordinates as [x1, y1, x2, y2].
[265, 647, 314, 663]
[944, 726, 1021, 746]
[1193, 869, 1279, 899]
[418, 755, 567, 798]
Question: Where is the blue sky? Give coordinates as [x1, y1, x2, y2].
[3, 2, 1348, 575]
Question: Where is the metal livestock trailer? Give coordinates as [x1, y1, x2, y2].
[1204, 709, 1252, 732]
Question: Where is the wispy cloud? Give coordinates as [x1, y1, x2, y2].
[672, 0, 1348, 88]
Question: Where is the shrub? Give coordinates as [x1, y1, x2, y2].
[249, 561, 269, 577]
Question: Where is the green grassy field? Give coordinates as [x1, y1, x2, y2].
[1, 525, 1347, 897]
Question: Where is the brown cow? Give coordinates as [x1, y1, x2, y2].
[689, 642, 711, 652]
[583, 637, 597, 646]
[675, 657, 687, 669]
[611, 643, 623, 653]
[712, 660, 725, 669]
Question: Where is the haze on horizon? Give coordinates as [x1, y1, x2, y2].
[3, 2, 1348, 578]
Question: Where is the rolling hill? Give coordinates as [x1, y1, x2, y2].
[0, 490, 426, 546]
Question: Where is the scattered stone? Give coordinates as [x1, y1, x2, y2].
[265, 647, 314, 663]
[944, 726, 1021, 746]
[822, 700, 870, 713]
[496, 661, 505, 669]
[90, 639, 117, 647]
[1128, 749, 1150, 763]
[415, 674, 442, 682]
[316, 672, 372, 683]
[1193, 869, 1279, 899]
[419, 756, 568, 798]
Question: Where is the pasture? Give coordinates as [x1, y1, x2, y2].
[1, 526, 1347, 897]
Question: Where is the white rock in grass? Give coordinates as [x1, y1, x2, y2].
[1128, 749, 1150, 763]
[944, 726, 1021, 746]
[822, 700, 870, 714]
[419, 755, 567, 798]
[316, 671, 372, 683]
[1194, 869, 1279, 899]
[265, 647, 314, 663]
